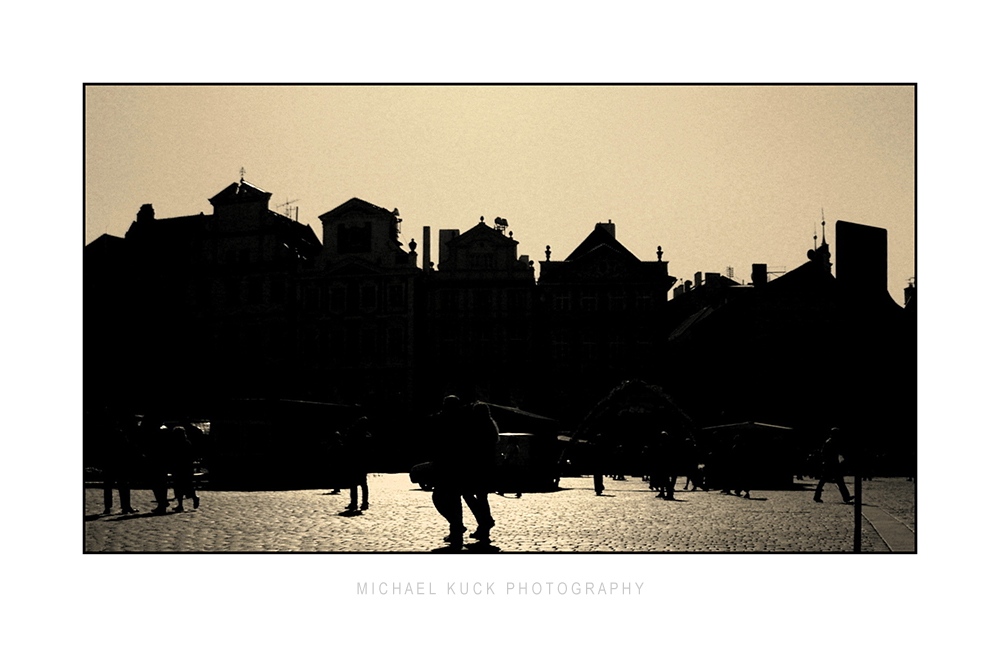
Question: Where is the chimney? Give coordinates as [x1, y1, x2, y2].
[137, 204, 155, 223]
[694, 272, 703, 288]
[596, 220, 615, 239]
[752, 263, 768, 287]
[422, 226, 431, 271]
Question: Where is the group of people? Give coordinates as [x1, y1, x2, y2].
[592, 428, 855, 504]
[99, 416, 201, 516]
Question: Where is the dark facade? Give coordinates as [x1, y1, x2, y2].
[297, 197, 421, 416]
[421, 217, 536, 410]
[86, 179, 321, 415]
[86, 180, 914, 473]
[536, 221, 677, 422]
[659, 223, 915, 473]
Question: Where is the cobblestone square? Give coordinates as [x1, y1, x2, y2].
[84, 473, 915, 553]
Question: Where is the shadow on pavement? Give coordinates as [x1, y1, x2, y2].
[429, 541, 501, 553]
[465, 541, 501, 553]
[106, 511, 170, 521]
[430, 544, 464, 553]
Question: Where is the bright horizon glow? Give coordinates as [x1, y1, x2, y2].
[85, 85, 914, 304]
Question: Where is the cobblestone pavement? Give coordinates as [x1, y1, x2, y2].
[84, 473, 916, 553]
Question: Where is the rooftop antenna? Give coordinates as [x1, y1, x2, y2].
[276, 198, 300, 219]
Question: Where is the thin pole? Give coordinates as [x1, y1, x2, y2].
[853, 469, 863, 553]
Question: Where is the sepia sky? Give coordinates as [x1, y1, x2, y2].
[85, 85, 914, 304]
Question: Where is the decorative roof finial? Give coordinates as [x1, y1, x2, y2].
[239, 166, 245, 183]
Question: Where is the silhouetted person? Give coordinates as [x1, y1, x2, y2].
[141, 418, 171, 515]
[680, 436, 704, 491]
[814, 428, 853, 504]
[101, 417, 138, 515]
[327, 431, 344, 495]
[498, 438, 522, 498]
[170, 426, 199, 512]
[463, 402, 498, 542]
[593, 433, 605, 495]
[728, 434, 752, 499]
[431, 395, 467, 544]
[650, 432, 678, 500]
[343, 417, 371, 512]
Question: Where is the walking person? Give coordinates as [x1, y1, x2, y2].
[343, 417, 371, 512]
[431, 396, 467, 544]
[729, 433, 753, 499]
[463, 401, 498, 542]
[170, 425, 200, 512]
[814, 428, 854, 504]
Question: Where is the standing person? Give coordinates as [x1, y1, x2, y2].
[327, 431, 343, 495]
[652, 431, 679, 500]
[593, 433, 605, 495]
[141, 418, 171, 515]
[814, 428, 854, 504]
[431, 396, 467, 544]
[463, 402, 498, 542]
[498, 439, 522, 499]
[102, 416, 139, 515]
[343, 417, 371, 512]
[170, 426, 200, 512]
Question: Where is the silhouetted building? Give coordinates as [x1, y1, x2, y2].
[297, 197, 421, 414]
[88, 178, 321, 413]
[661, 220, 914, 472]
[421, 216, 536, 408]
[537, 220, 676, 422]
[86, 181, 913, 475]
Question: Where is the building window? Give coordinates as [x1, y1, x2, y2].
[387, 284, 404, 311]
[360, 284, 377, 312]
[271, 277, 286, 304]
[553, 291, 571, 312]
[442, 290, 459, 312]
[338, 223, 372, 254]
[508, 289, 527, 312]
[388, 325, 405, 362]
[636, 291, 652, 311]
[581, 289, 597, 312]
[330, 286, 346, 313]
[609, 290, 626, 312]
[473, 289, 492, 315]
[304, 286, 319, 313]
[471, 253, 496, 269]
